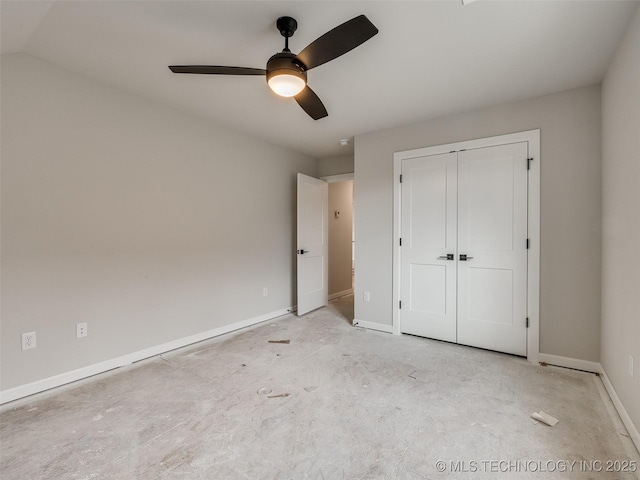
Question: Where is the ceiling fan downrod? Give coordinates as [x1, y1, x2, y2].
[277, 16, 298, 52]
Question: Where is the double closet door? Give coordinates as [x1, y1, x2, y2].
[400, 142, 528, 356]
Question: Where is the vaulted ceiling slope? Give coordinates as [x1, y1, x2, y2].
[2, 0, 638, 158]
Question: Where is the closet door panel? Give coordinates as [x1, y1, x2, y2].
[400, 153, 457, 342]
[457, 143, 528, 356]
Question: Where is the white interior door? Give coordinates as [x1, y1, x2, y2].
[399, 142, 528, 356]
[297, 173, 328, 316]
[400, 153, 458, 341]
[457, 143, 528, 355]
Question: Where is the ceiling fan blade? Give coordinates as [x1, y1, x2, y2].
[169, 66, 266, 75]
[296, 15, 378, 70]
[294, 85, 328, 120]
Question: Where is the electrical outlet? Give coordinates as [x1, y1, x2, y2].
[629, 355, 634, 378]
[77, 322, 88, 338]
[22, 332, 37, 350]
[363, 291, 371, 302]
[263, 287, 268, 297]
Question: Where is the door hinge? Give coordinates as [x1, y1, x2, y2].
[527, 157, 533, 170]
[526, 317, 530, 328]
[399, 301, 402, 309]
[399, 238, 402, 246]
[399, 174, 403, 183]
[526, 238, 530, 249]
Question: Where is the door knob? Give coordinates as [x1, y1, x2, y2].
[438, 254, 455, 261]
[297, 249, 310, 255]
[459, 254, 474, 261]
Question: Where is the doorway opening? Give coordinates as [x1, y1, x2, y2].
[321, 173, 354, 319]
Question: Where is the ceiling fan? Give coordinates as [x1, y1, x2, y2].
[169, 15, 378, 120]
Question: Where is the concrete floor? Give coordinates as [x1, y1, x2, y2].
[1, 295, 638, 479]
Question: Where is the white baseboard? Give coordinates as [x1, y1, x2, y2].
[328, 289, 353, 301]
[599, 368, 640, 454]
[0, 307, 294, 405]
[352, 319, 393, 334]
[539, 353, 639, 454]
[538, 353, 601, 373]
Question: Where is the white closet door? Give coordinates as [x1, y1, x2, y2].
[457, 143, 528, 356]
[400, 153, 457, 342]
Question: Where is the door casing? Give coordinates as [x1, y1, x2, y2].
[392, 130, 540, 364]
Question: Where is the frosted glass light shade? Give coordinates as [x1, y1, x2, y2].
[268, 74, 306, 97]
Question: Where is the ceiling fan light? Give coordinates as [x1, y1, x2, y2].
[268, 73, 306, 97]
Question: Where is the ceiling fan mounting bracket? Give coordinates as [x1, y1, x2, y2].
[276, 16, 298, 38]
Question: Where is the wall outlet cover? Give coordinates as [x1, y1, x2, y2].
[22, 332, 37, 350]
[77, 322, 88, 338]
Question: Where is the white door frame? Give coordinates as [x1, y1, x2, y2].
[320, 172, 355, 301]
[392, 130, 540, 364]
[319, 173, 354, 183]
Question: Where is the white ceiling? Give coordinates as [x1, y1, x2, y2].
[2, 0, 638, 158]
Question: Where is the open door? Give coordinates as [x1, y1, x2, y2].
[297, 173, 328, 315]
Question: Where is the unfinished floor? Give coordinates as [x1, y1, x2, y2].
[1, 295, 638, 479]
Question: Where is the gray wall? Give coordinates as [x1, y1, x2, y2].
[328, 181, 353, 297]
[0, 53, 316, 391]
[601, 5, 640, 435]
[317, 155, 354, 177]
[354, 85, 602, 362]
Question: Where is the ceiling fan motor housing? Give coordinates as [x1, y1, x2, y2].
[266, 52, 307, 85]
